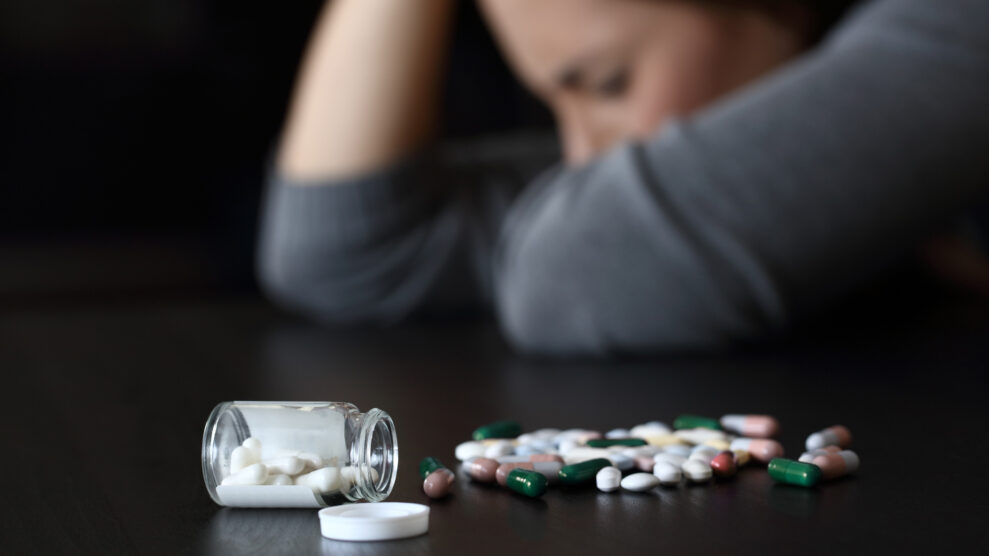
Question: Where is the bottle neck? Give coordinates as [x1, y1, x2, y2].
[349, 408, 398, 502]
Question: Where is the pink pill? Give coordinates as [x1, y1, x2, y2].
[720, 415, 780, 438]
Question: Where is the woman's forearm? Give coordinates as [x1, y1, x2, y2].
[277, 0, 455, 181]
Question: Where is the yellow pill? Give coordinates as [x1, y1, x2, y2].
[702, 439, 731, 451]
[732, 449, 751, 467]
[644, 435, 689, 447]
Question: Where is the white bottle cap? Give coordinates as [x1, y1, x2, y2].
[318, 502, 429, 541]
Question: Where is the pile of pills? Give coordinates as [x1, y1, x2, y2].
[220, 437, 376, 495]
[419, 416, 859, 499]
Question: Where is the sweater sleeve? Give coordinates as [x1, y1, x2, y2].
[256, 133, 557, 324]
[492, 0, 989, 355]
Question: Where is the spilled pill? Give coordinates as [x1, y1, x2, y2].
[720, 414, 780, 438]
[768, 458, 821, 487]
[596, 466, 622, 492]
[811, 450, 860, 480]
[729, 438, 784, 463]
[464, 457, 500, 482]
[806, 425, 852, 451]
[621, 473, 660, 492]
[506, 468, 548, 497]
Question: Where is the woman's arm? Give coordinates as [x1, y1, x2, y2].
[493, 0, 989, 355]
[277, 0, 454, 180]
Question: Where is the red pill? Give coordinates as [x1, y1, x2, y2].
[710, 451, 737, 478]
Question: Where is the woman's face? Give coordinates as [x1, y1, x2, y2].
[479, 0, 808, 165]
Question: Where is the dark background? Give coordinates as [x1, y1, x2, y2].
[0, 0, 551, 307]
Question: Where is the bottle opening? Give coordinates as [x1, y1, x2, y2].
[349, 408, 398, 502]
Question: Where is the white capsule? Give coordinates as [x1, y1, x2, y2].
[606, 428, 631, 439]
[455, 441, 487, 461]
[263, 456, 305, 476]
[230, 445, 260, 474]
[264, 474, 293, 486]
[295, 466, 341, 494]
[621, 473, 660, 492]
[484, 440, 516, 458]
[609, 454, 636, 472]
[630, 422, 671, 437]
[296, 452, 324, 471]
[653, 461, 682, 485]
[596, 466, 622, 492]
[675, 428, 730, 445]
[241, 437, 262, 457]
[563, 447, 612, 465]
[682, 460, 712, 483]
[653, 453, 687, 468]
[221, 462, 268, 486]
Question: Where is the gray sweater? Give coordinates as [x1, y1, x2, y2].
[258, 0, 989, 355]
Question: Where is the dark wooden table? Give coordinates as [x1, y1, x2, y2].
[2, 295, 987, 554]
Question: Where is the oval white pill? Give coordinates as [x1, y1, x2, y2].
[455, 441, 487, 461]
[221, 462, 268, 486]
[663, 445, 692, 458]
[621, 473, 660, 492]
[630, 422, 671, 437]
[484, 440, 515, 458]
[653, 462, 682, 485]
[606, 428, 631, 439]
[596, 466, 622, 492]
[682, 460, 712, 482]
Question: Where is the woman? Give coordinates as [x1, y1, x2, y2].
[258, 0, 989, 355]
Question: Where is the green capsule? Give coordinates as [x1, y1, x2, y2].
[768, 458, 822, 487]
[418, 457, 446, 480]
[586, 438, 647, 448]
[557, 458, 612, 485]
[673, 415, 723, 430]
[472, 420, 522, 441]
[506, 468, 548, 497]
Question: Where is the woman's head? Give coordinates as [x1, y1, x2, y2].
[479, 0, 850, 164]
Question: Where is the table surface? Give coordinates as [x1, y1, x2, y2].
[2, 295, 987, 555]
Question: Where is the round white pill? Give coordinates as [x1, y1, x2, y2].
[653, 462, 682, 485]
[596, 466, 622, 492]
[621, 473, 660, 492]
[682, 460, 713, 482]
[653, 453, 687, 468]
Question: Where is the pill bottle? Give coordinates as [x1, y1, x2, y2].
[202, 401, 397, 508]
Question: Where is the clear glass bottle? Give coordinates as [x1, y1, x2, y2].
[202, 401, 397, 508]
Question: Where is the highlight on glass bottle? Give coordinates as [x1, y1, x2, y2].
[202, 401, 398, 508]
